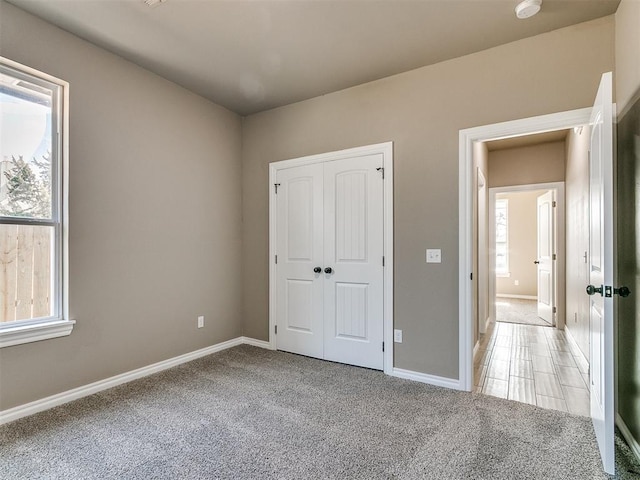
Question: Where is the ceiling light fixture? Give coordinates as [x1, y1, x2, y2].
[515, 0, 542, 19]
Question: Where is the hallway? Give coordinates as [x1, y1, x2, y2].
[474, 320, 590, 416]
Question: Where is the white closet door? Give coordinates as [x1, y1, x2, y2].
[322, 155, 384, 369]
[275, 164, 324, 358]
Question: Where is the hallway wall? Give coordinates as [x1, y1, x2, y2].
[565, 126, 591, 360]
[488, 141, 565, 188]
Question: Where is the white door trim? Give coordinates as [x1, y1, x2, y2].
[269, 142, 394, 374]
[459, 108, 591, 391]
[488, 182, 565, 330]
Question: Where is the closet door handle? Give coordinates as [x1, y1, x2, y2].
[313, 267, 322, 273]
[324, 267, 333, 274]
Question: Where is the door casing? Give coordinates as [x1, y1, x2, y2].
[269, 142, 394, 374]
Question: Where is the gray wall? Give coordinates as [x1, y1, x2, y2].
[0, 2, 243, 410]
[615, 0, 640, 453]
[242, 17, 615, 378]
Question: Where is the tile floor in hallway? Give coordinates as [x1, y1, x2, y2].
[474, 320, 591, 416]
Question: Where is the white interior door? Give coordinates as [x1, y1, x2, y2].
[323, 155, 384, 369]
[536, 190, 555, 324]
[275, 164, 324, 358]
[275, 154, 384, 370]
[587, 72, 615, 475]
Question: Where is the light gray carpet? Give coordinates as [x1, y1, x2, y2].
[496, 298, 552, 327]
[2, 345, 639, 479]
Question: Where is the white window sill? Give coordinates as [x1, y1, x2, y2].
[0, 319, 75, 348]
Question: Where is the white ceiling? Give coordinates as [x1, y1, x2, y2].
[7, 0, 620, 116]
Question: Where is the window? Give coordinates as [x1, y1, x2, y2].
[0, 57, 72, 347]
[495, 198, 509, 276]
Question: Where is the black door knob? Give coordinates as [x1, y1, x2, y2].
[614, 286, 631, 297]
[313, 267, 322, 273]
[324, 267, 333, 274]
[534, 260, 540, 264]
[586, 284, 603, 296]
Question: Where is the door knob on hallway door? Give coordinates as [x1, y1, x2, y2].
[313, 267, 322, 273]
[586, 284, 603, 296]
[324, 267, 333, 274]
[534, 260, 540, 264]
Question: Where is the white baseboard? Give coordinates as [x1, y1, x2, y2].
[392, 367, 462, 390]
[0, 336, 269, 425]
[240, 336, 273, 350]
[564, 326, 588, 363]
[617, 413, 640, 464]
[496, 294, 537, 300]
[2, 336, 465, 425]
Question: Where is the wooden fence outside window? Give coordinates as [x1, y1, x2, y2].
[0, 224, 51, 323]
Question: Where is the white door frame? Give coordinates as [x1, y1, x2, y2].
[269, 142, 394, 374]
[488, 183, 565, 330]
[459, 108, 591, 391]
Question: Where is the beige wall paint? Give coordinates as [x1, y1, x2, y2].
[495, 191, 546, 297]
[0, 2, 243, 410]
[564, 126, 590, 360]
[488, 141, 566, 188]
[615, 0, 640, 114]
[615, 0, 640, 455]
[242, 17, 615, 378]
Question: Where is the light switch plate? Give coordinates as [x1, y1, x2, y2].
[426, 249, 442, 263]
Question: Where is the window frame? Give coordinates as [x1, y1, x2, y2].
[0, 57, 73, 348]
[495, 198, 510, 277]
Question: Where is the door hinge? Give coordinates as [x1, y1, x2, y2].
[382, 341, 385, 352]
[275, 325, 278, 334]
[552, 253, 557, 261]
[382, 256, 385, 266]
[376, 167, 384, 179]
[470, 272, 473, 281]
[553, 306, 557, 314]
[552, 201, 557, 207]
[275, 254, 278, 264]
[274, 183, 281, 194]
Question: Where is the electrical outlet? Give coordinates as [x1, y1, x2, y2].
[197, 315, 204, 329]
[394, 329, 403, 343]
[514, 280, 519, 286]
